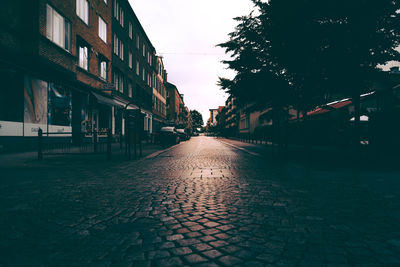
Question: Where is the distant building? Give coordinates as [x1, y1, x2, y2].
[152, 56, 167, 132]
[166, 82, 182, 126]
[209, 109, 219, 127]
[111, 0, 155, 137]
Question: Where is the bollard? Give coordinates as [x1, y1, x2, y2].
[139, 133, 142, 157]
[93, 130, 98, 153]
[38, 128, 43, 160]
[107, 128, 112, 160]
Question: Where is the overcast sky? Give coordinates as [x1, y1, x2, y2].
[128, 0, 254, 124]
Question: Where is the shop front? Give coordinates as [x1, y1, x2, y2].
[0, 69, 74, 151]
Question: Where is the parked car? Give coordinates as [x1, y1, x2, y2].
[159, 127, 180, 146]
[176, 129, 190, 141]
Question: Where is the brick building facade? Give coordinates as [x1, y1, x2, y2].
[165, 82, 190, 129]
[0, 0, 114, 150]
[111, 0, 155, 138]
[0, 0, 166, 152]
[152, 56, 167, 132]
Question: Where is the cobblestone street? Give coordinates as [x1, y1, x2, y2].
[1, 136, 400, 266]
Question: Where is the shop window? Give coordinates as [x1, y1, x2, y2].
[48, 83, 72, 126]
[23, 76, 48, 125]
[46, 4, 72, 52]
[0, 69, 23, 123]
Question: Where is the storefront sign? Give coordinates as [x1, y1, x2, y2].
[101, 83, 116, 90]
[23, 123, 47, 137]
[0, 121, 23, 136]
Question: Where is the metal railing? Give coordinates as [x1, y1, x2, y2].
[37, 128, 112, 161]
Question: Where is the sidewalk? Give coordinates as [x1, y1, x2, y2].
[216, 137, 399, 170]
[0, 142, 166, 169]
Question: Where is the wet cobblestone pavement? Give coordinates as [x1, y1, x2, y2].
[1, 136, 400, 266]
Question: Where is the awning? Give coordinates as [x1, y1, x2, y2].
[92, 92, 139, 110]
[92, 92, 124, 108]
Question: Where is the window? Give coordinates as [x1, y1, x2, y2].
[113, 70, 124, 93]
[119, 41, 124, 60]
[142, 69, 145, 81]
[142, 44, 145, 57]
[136, 61, 139, 76]
[99, 60, 107, 80]
[129, 22, 133, 39]
[114, 0, 119, 19]
[76, 0, 89, 25]
[46, 5, 72, 51]
[128, 82, 132, 98]
[136, 35, 139, 49]
[120, 8, 124, 27]
[98, 17, 107, 43]
[78, 44, 89, 70]
[129, 52, 132, 69]
[113, 34, 118, 55]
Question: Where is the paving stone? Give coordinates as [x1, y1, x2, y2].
[157, 242, 175, 250]
[166, 234, 184, 241]
[218, 255, 243, 265]
[185, 231, 203, 238]
[195, 263, 220, 267]
[184, 253, 208, 264]
[1, 136, 399, 266]
[209, 240, 229, 248]
[234, 249, 257, 259]
[220, 245, 241, 254]
[155, 257, 183, 267]
[201, 229, 221, 235]
[200, 235, 217, 242]
[214, 233, 231, 240]
[147, 250, 170, 260]
[191, 242, 213, 252]
[202, 249, 223, 259]
[203, 222, 220, 228]
[170, 247, 193, 256]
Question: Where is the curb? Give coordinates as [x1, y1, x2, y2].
[217, 139, 261, 157]
[144, 142, 183, 159]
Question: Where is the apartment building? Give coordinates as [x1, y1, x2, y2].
[0, 0, 113, 151]
[165, 82, 185, 127]
[111, 0, 155, 138]
[152, 56, 167, 132]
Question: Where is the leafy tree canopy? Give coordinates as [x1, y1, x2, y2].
[190, 110, 204, 129]
[219, 0, 400, 111]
